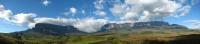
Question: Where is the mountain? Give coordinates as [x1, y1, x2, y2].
[101, 21, 188, 33]
[10, 21, 188, 36]
[31, 23, 84, 35]
[12, 23, 84, 36]
[133, 21, 188, 29]
[133, 21, 170, 28]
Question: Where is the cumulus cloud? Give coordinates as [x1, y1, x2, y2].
[64, 7, 77, 16]
[12, 13, 37, 24]
[95, 11, 106, 16]
[174, 5, 191, 17]
[110, 0, 193, 22]
[94, 0, 105, 10]
[73, 18, 108, 33]
[0, 5, 12, 21]
[70, 7, 77, 14]
[184, 20, 200, 29]
[31, 17, 109, 33]
[99, 11, 106, 16]
[0, 4, 109, 33]
[42, 0, 50, 6]
[110, 4, 127, 16]
[0, 4, 37, 27]
[94, 0, 107, 16]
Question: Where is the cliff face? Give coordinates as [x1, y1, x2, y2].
[101, 21, 188, 32]
[22, 23, 84, 35]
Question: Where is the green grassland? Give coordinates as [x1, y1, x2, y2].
[1, 29, 200, 44]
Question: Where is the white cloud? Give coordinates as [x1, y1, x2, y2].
[34, 17, 77, 26]
[94, 0, 105, 10]
[70, 7, 77, 14]
[0, 4, 37, 27]
[94, 0, 107, 16]
[174, 5, 191, 17]
[110, 4, 127, 16]
[110, 0, 193, 22]
[42, 0, 50, 6]
[184, 20, 200, 29]
[73, 18, 108, 33]
[95, 11, 106, 16]
[0, 5, 12, 21]
[64, 7, 77, 16]
[125, 0, 157, 4]
[12, 13, 37, 24]
[99, 11, 106, 16]
[28, 23, 37, 28]
[121, 11, 139, 22]
[33, 17, 109, 33]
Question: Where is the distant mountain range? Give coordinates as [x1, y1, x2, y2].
[101, 21, 188, 33]
[102, 21, 187, 29]
[1, 21, 199, 44]
[11, 21, 188, 36]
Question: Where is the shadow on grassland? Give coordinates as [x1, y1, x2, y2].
[144, 34, 200, 44]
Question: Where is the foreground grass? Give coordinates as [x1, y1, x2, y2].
[1, 29, 200, 44]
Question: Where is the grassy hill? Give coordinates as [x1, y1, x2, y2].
[1, 29, 200, 44]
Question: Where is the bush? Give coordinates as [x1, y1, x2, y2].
[0, 35, 18, 44]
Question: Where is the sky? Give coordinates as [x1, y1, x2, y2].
[0, 0, 200, 33]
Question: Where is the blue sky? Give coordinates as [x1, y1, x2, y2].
[0, 0, 200, 33]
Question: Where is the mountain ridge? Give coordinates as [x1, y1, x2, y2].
[10, 21, 189, 36]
